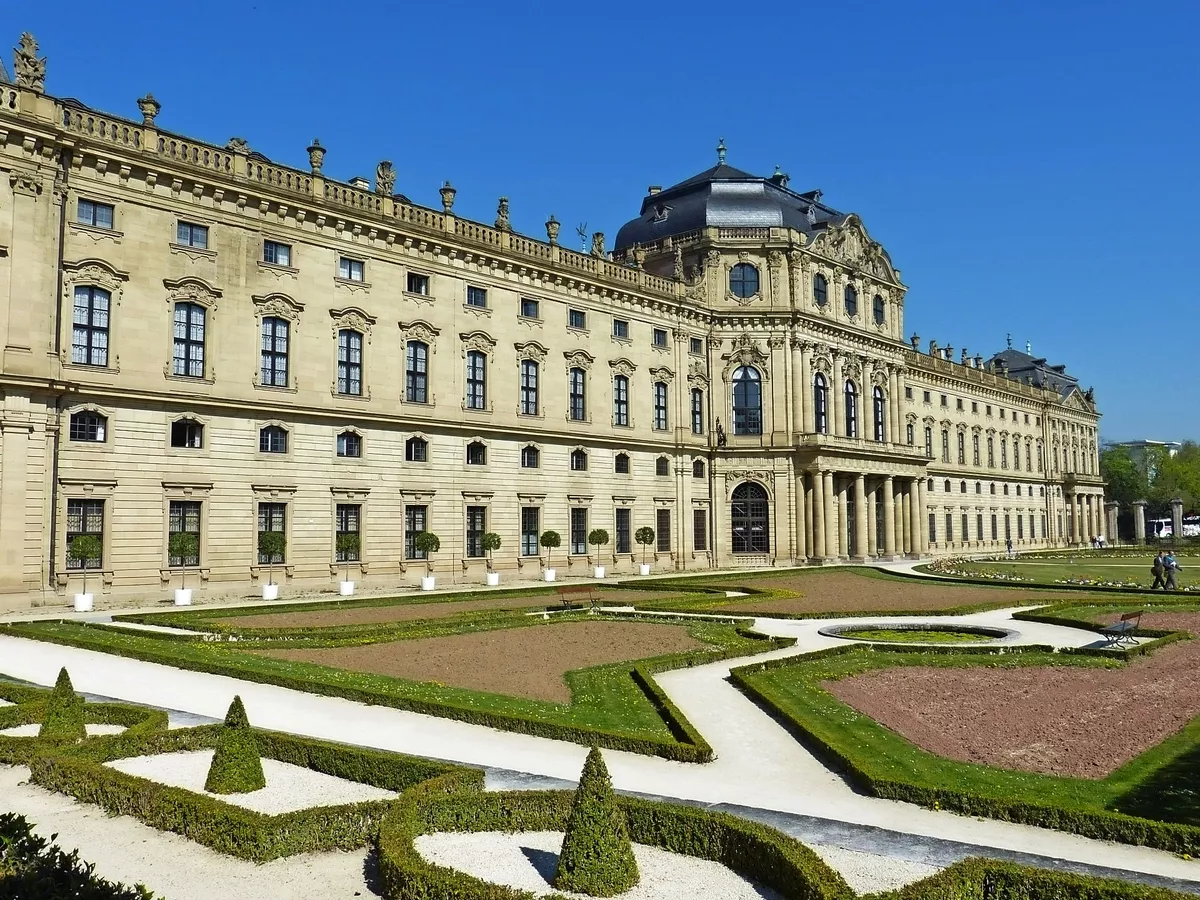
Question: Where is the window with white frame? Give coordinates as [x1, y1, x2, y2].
[72, 286, 110, 366]
[77, 198, 114, 229]
[338, 257, 365, 282]
[176, 221, 208, 249]
[263, 240, 291, 266]
[520, 359, 539, 415]
[172, 302, 206, 377]
[466, 350, 486, 409]
[653, 381, 668, 430]
[260, 317, 289, 387]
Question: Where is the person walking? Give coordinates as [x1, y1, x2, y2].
[1006, 538, 1014, 558]
[1165, 550, 1182, 591]
[1151, 551, 1167, 590]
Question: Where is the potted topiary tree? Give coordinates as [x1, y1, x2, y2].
[482, 532, 502, 586]
[540, 530, 561, 582]
[588, 528, 610, 579]
[67, 534, 101, 612]
[168, 531, 199, 605]
[635, 526, 655, 576]
[258, 530, 286, 600]
[336, 531, 361, 596]
[414, 531, 440, 590]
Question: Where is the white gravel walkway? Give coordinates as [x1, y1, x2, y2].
[105, 749, 396, 813]
[0, 723, 126, 737]
[415, 830, 781, 899]
[806, 842, 941, 893]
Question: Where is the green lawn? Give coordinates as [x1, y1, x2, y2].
[836, 628, 988, 644]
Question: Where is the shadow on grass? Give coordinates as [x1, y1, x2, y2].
[1113, 742, 1200, 826]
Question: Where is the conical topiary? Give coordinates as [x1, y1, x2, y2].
[203, 696, 265, 794]
[554, 747, 639, 896]
[38, 667, 86, 740]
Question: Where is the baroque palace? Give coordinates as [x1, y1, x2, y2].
[0, 34, 1106, 609]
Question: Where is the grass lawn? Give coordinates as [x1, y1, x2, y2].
[835, 628, 988, 644]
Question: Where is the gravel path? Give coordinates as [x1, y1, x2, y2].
[0, 765, 376, 900]
[0, 723, 126, 737]
[105, 749, 395, 813]
[806, 842, 940, 893]
[415, 830, 782, 899]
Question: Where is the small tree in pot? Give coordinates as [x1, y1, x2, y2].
[414, 531, 440, 589]
[588, 528, 610, 578]
[635, 526, 656, 575]
[168, 531, 199, 604]
[336, 532, 361, 595]
[67, 535, 101, 604]
[540, 530, 561, 582]
[258, 530, 286, 599]
[482, 532, 502, 585]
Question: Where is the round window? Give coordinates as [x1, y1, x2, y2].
[729, 263, 759, 299]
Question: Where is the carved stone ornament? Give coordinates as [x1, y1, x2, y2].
[495, 197, 511, 232]
[515, 341, 548, 362]
[63, 259, 128, 294]
[329, 306, 377, 341]
[590, 232, 605, 258]
[306, 139, 325, 174]
[137, 94, 161, 125]
[811, 354, 833, 376]
[226, 137, 250, 153]
[871, 367, 889, 387]
[14, 33, 46, 93]
[164, 276, 221, 309]
[649, 366, 674, 384]
[460, 330, 496, 356]
[252, 293, 304, 322]
[812, 216, 895, 282]
[545, 215, 560, 244]
[564, 349, 594, 371]
[673, 246, 684, 281]
[609, 357, 636, 377]
[721, 334, 769, 381]
[725, 471, 774, 498]
[9, 171, 42, 197]
[375, 161, 396, 196]
[687, 360, 709, 388]
[399, 320, 440, 345]
[441, 181, 457, 213]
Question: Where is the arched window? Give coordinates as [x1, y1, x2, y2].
[569, 367, 586, 421]
[731, 482, 770, 554]
[813, 373, 828, 434]
[69, 410, 106, 443]
[520, 359, 539, 415]
[466, 441, 487, 465]
[466, 350, 486, 409]
[691, 388, 704, 435]
[692, 459, 705, 478]
[614, 452, 630, 474]
[813, 274, 828, 307]
[405, 436, 428, 462]
[872, 386, 885, 442]
[337, 329, 363, 396]
[336, 430, 361, 458]
[732, 366, 762, 435]
[944, 480, 951, 492]
[172, 302, 206, 378]
[844, 380, 858, 438]
[521, 445, 540, 468]
[873, 294, 885, 325]
[960, 481, 967, 493]
[261, 317, 289, 387]
[613, 374, 629, 426]
[73, 286, 110, 367]
[844, 284, 858, 317]
[259, 425, 288, 454]
[655, 456, 670, 476]
[729, 263, 759, 298]
[405, 340, 428, 403]
[571, 448, 588, 471]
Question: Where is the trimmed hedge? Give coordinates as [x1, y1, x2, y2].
[39, 668, 86, 741]
[554, 748, 639, 895]
[203, 696, 265, 794]
[26, 724, 463, 862]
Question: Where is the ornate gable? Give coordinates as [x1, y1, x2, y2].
[810, 215, 899, 284]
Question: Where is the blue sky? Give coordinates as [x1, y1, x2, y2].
[8, 0, 1196, 440]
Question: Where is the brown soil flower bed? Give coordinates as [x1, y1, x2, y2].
[709, 571, 1086, 616]
[825, 616, 1200, 778]
[257, 620, 705, 703]
[223, 589, 681, 630]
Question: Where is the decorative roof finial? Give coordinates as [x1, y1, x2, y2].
[716, 137, 726, 165]
[1026, 340, 1032, 354]
[1006, 333, 1013, 350]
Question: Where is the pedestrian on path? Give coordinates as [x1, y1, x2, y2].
[1151, 551, 1167, 590]
[1165, 550, 1182, 591]
[1006, 538, 1014, 558]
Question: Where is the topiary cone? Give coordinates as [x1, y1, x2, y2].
[204, 696, 266, 794]
[38, 667, 87, 740]
[554, 747, 639, 896]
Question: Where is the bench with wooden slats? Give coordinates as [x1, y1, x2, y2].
[1100, 610, 1142, 647]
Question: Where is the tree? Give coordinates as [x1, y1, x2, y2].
[67, 534, 101, 597]
[168, 531, 199, 589]
[335, 532, 361, 582]
[554, 747, 639, 896]
[1150, 442, 1200, 516]
[540, 530, 561, 568]
[1099, 445, 1148, 510]
[634, 527, 655, 564]
[481, 532, 501, 570]
[414, 531, 440, 574]
[587, 529, 609, 565]
[257, 530, 286, 586]
[38, 668, 86, 741]
[204, 696, 266, 794]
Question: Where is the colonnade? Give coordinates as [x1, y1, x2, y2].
[794, 470, 928, 562]
[1063, 491, 1107, 544]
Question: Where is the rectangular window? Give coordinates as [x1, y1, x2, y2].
[407, 272, 429, 295]
[257, 502, 286, 564]
[653, 382, 668, 430]
[987, 438, 995, 467]
[612, 319, 629, 339]
[904, 387, 913, 400]
[1000, 439, 1008, 469]
[520, 297, 540, 319]
[922, 391, 931, 403]
[260, 317, 289, 386]
[906, 423, 914, 445]
[263, 240, 291, 266]
[77, 199, 114, 230]
[405, 341, 428, 403]
[957, 433, 965, 465]
[570, 508, 588, 556]
[689, 337, 703, 355]
[168, 500, 201, 567]
[945, 513, 954, 542]
[568, 308, 587, 329]
[928, 513, 937, 543]
[615, 508, 631, 554]
[466, 505, 486, 558]
[973, 435, 980, 466]
[335, 504, 360, 561]
[693, 509, 708, 551]
[1000, 409, 1006, 419]
[466, 285, 487, 308]
[172, 303, 206, 377]
[962, 513, 969, 541]
[653, 328, 668, 347]
[941, 430, 950, 463]
[986, 404, 992, 416]
[956, 399, 964, 411]
[66, 499, 104, 569]
[691, 389, 704, 435]
[337, 329, 363, 395]
[569, 368, 586, 421]
[972, 402, 978, 413]
[977, 513, 984, 540]
[466, 351, 486, 409]
[520, 360, 539, 416]
[613, 376, 629, 426]
[991, 514, 998, 540]
[1017, 515, 1024, 539]
[924, 427, 933, 458]
[72, 286, 110, 367]
[521, 507, 540, 557]
[656, 509, 671, 552]
[338, 257, 365, 282]
[940, 394, 948, 407]
[405, 437, 427, 462]
[176, 221, 208, 249]
[404, 505, 428, 559]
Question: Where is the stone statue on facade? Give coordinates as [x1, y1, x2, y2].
[375, 161, 396, 196]
[715, 418, 727, 448]
[226, 137, 250, 153]
[495, 197, 511, 232]
[14, 33, 46, 93]
[590, 232, 605, 258]
[673, 246, 684, 281]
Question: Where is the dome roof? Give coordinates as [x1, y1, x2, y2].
[613, 161, 848, 251]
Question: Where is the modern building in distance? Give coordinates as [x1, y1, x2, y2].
[1103, 439, 1182, 482]
[0, 33, 1106, 610]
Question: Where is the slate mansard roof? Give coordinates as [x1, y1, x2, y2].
[987, 348, 1082, 399]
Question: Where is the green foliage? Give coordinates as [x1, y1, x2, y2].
[837, 628, 991, 644]
[0, 812, 156, 899]
[634, 526, 655, 563]
[587, 529, 609, 549]
[1101, 445, 1151, 510]
[38, 668, 85, 741]
[204, 696, 266, 794]
[335, 531, 360, 560]
[555, 748, 639, 896]
[413, 532, 440, 572]
[1148, 442, 1200, 516]
[481, 532, 502, 562]
[67, 534, 102, 594]
[167, 531, 199, 589]
[540, 530, 561, 566]
[257, 530, 286, 585]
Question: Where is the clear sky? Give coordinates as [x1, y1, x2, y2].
[7, 0, 1196, 441]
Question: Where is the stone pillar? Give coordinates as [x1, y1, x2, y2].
[916, 477, 929, 554]
[804, 474, 815, 560]
[888, 368, 900, 444]
[866, 480, 878, 557]
[1172, 498, 1184, 544]
[794, 470, 807, 561]
[823, 470, 837, 562]
[1105, 501, 1119, 546]
[1133, 500, 1147, 544]
[882, 476, 897, 558]
[907, 478, 922, 557]
[831, 353, 844, 436]
[853, 474, 868, 562]
[1064, 493, 1075, 543]
[789, 338, 803, 435]
[837, 478, 849, 558]
[1076, 494, 1085, 544]
[0, 411, 33, 595]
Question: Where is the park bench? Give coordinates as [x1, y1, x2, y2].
[556, 584, 597, 610]
[1099, 611, 1142, 648]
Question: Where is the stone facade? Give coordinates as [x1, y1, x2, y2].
[0, 34, 1104, 610]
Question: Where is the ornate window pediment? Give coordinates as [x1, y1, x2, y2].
[399, 319, 440, 346]
[515, 341, 548, 362]
[609, 357, 636, 378]
[721, 335, 769, 382]
[649, 366, 674, 384]
[564, 349, 594, 371]
[164, 276, 221, 309]
[330, 306, 376, 341]
[64, 258, 129, 292]
[460, 330, 496, 357]
[253, 292, 303, 321]
[687, 360, 709, 389]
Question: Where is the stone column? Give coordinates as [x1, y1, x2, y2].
[1064, 492, 1075, 543]
[916, 477, 929, 554]
[831, 353, 844, 436]
[804, 474, 815, 560]
[866, 480, 878, 557]
[799, 341, 811, 434]
[1105, 501, 1119, 545]
[907, 478, 921, 557]
[1133, 500, 1147, 544]
[794, 470, 807, 561]
[1172, 498, 1184, 543]
[1076, 494, 1085, 544]
[823, 470, 837, 562]
[837, 478, 849, 558]
[899, 482, 910, 554]
[853, 474, 868, 561]
[789, 338, 802, 435]
[882, 476, 897, 558]
[887, 368, 900, 444]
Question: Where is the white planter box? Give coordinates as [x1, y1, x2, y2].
[486, 572, 501, 586]
[594, 566, 606, 579]
[73, 593, 93, 612]
[262, 583, 279, 601]
[639, 563, 651, 576]
[421, 576, 436, 591]
[174, 588, 193, 606]
[543, 568, 556, 582]
[339, 581, 355, 596]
